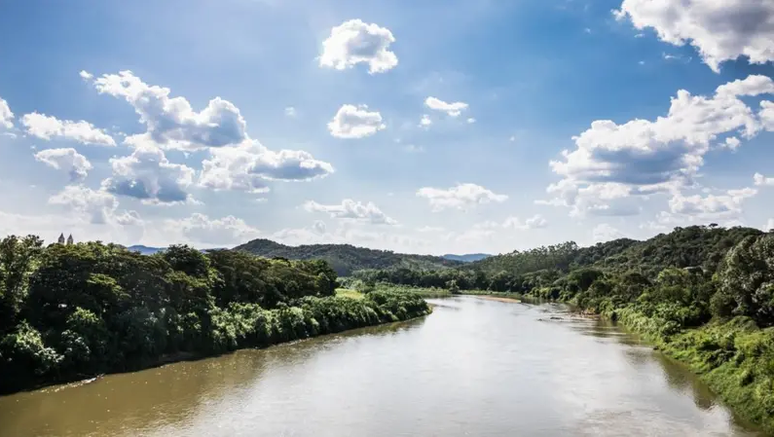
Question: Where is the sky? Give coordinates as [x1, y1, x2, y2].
[0, 0, 773, 255]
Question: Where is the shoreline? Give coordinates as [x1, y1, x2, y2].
[0, 306, 432, 397]
[470, 294, 522, 303]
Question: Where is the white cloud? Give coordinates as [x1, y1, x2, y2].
[721, 136, 741, 150]
[416, 183, 508, 212]
[34, 148, 93, 182]
[424, 97, 468, 117]
[404, 144, 424, 153]
[592, 223, 626, 242]
[614, 0, 774, 72]
[93, 70, 247, 151]
[312, 220, 326, 235]
[467, 117, 476, 124]
[543, 75, 774, 217]
[319, 19, 398, 74]
[328, 104, 385, 139]
[302, 199, 397, 225]
[167, 213, 260, 246]
[21, 112, 115, 146]
[668, 187, 757, 217]
[716, 75, 774, 97]
[48, 186, 119, 225]
[285, 107, 296, 117]
[754, 172, 774, 186]
[79, 70, 93, 80]
[0, 208, 144, 246]
[475, 215, 548, 231]
[503, 214, 548, 230]
[0, 97, 13, 129]
[199, 140, 334, 192]
[102, 143, 196, 205]
[417, 226, 445, 233]
[761, 101, 774, 131]
[419, 114, 432, 128]
[767, 218, 774, 231]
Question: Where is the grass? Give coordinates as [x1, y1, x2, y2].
[609, 309, 774, 434]
[335, 288, 364, 300]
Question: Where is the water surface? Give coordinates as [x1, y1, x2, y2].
[0, 297, 761, 437]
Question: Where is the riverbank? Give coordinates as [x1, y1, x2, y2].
[1, 290, 431, 395]
[470, 294, 522, 303]
[599, 307, 774, 434]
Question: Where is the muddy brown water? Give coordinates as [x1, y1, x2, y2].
[0, 297, 763, 437]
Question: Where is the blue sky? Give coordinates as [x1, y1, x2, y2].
[0, 0, 773, 254]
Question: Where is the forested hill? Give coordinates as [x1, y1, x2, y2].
[469, 225, 763, 277]
[233, 238, 462, 276]
[442, 253, 491, 263]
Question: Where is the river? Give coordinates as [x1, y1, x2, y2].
[0, 297, 762, 437]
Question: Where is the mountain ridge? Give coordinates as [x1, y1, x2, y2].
[233, 238, 461, 276]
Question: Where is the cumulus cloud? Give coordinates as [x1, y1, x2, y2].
[761, 101, 774, 131]
[542, 75, 774, 217]
[167, 213, 260, 246]
[0, 97, 13, 129]
[328, 104, 385, 139]
[34, 148, 93, 181]
[416, 183, 508, 212]
[475, 214, 548, 231]
[592, 223, 626, 242]
[312, 220, 327, 235]
[767, 218, 774, 231]
[419, 114, 432, 128]
[721, 137, 741, 150]
[102, 143, 196, 205]
[79, 70, 93, 80]
[503, 214, 548, 230]
[424, 97, 468, 117]
[754, 172, 774, 186]
[668, 187, 757, 217]
[21, 112, 115, 146]
[93, 70, 247, 151]
[467, 117, 476, 124]
[48, 185, 119, 224]
[90, 70, 331, 195]
[285, 107, 296, 117]
[614, 0, 774, 72]
[199, 140, 334, 192]
[319, 19, 398, 74]
[302, 199, 397, 225]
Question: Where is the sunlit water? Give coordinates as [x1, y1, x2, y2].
[0, 297, 762, 437]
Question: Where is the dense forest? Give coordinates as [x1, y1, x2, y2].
[357, 224, 774, 432]
[0, 237, 430, 394]
[234, 238, 462, 275]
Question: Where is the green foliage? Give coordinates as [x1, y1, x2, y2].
[234, 238, 461, 276]
[0, 236, 430, 394]
[0, 235, 44, 334]
[718, 233, 774, 326]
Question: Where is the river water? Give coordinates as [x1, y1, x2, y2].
[0, 297, 763, 437]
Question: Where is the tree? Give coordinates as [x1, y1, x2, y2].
[0, 235, 43, 333]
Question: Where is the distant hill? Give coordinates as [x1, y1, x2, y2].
[233, 238, 462, 276]
[127, 245, 163, 255]
[442, 253, 491, 263]
[468, 225, 764, 277]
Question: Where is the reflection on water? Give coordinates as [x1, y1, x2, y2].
[0, 296, 762, 437]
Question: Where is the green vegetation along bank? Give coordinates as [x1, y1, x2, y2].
[359, 225, 774, 433]
[0, 236, 431, 394]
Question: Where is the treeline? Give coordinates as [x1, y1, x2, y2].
[0, 236, 430, 394]
[234, 238, 461, 276]
[359, 225, 774, 432]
